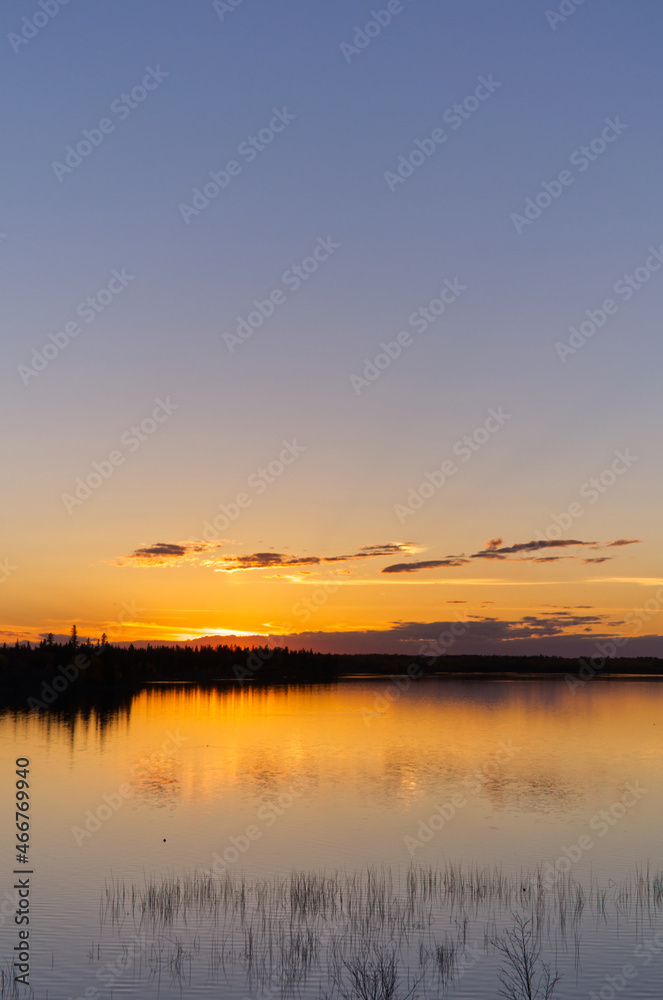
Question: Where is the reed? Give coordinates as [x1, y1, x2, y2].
[0, 963, 19, 1000]
[98, 862, 663, 998]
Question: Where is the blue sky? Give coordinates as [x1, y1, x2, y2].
[1, 0, 662, 651]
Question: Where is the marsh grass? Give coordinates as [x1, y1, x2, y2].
[0, 962, 24, 1000]
[433, 938, 457, 984]
[99, 862, 663, 998]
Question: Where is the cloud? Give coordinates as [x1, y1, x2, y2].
[171, 610, 656, 657]
[344, 611, 613, 646]
[134, 543, 191, 558]
[115, 541, 416, 571]
[114, 540, 220, 567]
[382, 559, 468, 574]
[214, 543, 416, 573]
[472, 538, 593, 559]
[583, 557, 613, 564]
[383, 536, 641, 574]
[115, 534, 641, 576]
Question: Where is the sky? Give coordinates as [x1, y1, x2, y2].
[1, 0, 662, 656]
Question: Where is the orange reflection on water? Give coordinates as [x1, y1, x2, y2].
[113, 680, 663, 820]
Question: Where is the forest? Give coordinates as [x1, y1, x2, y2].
[1, 626, 661, 710]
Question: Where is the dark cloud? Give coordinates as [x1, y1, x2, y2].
[116, 534, 641, 575]
[134, 543, 191, 558]
[382, 559, 468, 574]
[116, 541, 219, 566]
[371, 612, 609, 644]
[125, 628, 663, 658]
[384, 536, 641, 574]
[583, 557, 613, 564]
[472, 538, 592, 559]
[227, 612, 628, 656]
[216, 543, 415, 572]
[116, 541, 416, 572]
[357, 543, 414, 555]
[219, 552, 321, 570]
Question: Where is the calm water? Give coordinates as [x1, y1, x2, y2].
[1, 678, 662, 999]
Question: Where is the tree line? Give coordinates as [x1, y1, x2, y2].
[0, 628, 661, 710]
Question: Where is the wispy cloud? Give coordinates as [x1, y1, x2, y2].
[114, 541, 418, 572]
[471, 538, 594, 560]
[382, 537, 641, 574]
[113, 540, 220, 567]
[213, 543, 416, 572]
[382, 558, 468, 574]
[115, 535, 640, 576]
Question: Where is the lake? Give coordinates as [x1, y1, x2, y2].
[1, 677, 661, 999]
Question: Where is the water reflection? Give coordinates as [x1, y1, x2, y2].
[1, 678, 662, 999]
[4, 679, 662, 821]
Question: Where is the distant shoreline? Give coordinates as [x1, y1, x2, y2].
[2, 640, 663, 711]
